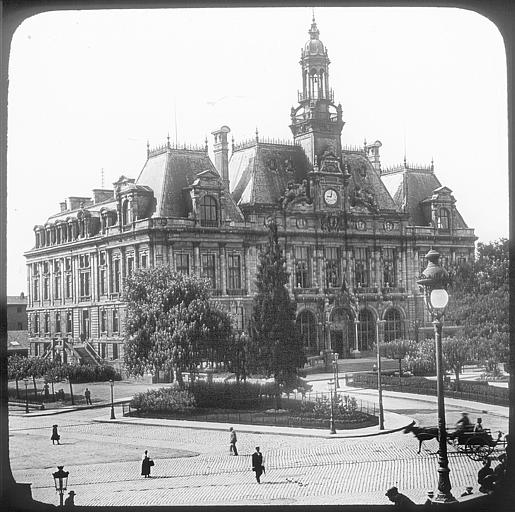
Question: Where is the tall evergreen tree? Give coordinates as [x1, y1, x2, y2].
[249, 219, 305, 398]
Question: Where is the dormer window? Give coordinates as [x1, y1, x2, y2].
[437, 208, 450, 230]
[199, 195, 218, 227]
[122, 199, 132, 225]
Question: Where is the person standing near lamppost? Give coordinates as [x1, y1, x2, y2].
[109, 379, 115, 419]
[416, 249, 456, 503]
[23, 378, 29, 414]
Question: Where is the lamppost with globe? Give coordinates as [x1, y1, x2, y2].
[328, 379, 336, 435]
[109, 379, 116, 419]
[23, 378, 29, 414]
[416, 249, 456, 503]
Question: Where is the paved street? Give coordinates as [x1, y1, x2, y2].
[9, 382, 508, 507]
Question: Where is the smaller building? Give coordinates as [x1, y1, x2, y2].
[7, 293, 28, 331]
[7, 330, 29, 357]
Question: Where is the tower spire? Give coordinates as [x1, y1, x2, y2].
[289, 16, 344, 166]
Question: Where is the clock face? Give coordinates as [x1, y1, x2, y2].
[324, 188, 338, 205]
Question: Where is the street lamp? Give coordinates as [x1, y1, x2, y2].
[109, 379, 116, 419]
[23, 378, 29, 414]
[52, 465, 69, 507]
[328, 379, 336, 435]
[375, 320, 385, 430]
[416, 249, 456, 503]
[333, 352, 340, 388]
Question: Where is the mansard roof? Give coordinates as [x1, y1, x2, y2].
[229, 142, 310, 207]
[381, 165, 469, 228]
[136, 147, 244, 221]
[342, 152, 399, 212]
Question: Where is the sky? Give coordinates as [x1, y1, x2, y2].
[6, 6, 508, 294]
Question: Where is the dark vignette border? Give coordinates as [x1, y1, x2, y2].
[0, 1, 513, 511]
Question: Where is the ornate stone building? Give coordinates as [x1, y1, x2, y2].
[24, 18, 476, 367]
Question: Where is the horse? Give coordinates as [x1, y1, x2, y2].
[403, 423, 439, 454]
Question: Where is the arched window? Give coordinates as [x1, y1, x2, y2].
[200, 195, 218, 227]
[384, 308, 404, 343]
[297, 310, 317, 354]
[437, 208, 450, 230]
[358, 309, 375, 351]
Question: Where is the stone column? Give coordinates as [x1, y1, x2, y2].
[219, 243, 227, 294]
[193, 243, 200, 276]
[91, 252, 98, 302]
[374, 248, 381, 288]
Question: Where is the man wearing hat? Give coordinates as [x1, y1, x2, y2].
[450, 412, 472, 440]
[64, 490, 75, 508]
[385, 487, 416, 509]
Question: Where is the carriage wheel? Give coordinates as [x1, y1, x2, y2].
[466, 440, 493, 461]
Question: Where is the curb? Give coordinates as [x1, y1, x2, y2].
[91, 413, 415, 439]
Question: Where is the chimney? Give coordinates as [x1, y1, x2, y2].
[92, 189, 115, 204]
[67, 196, 92, 210]
[365, 140, 382, 172]
[60, 201, 67, 212]
[211, 125, 231, 191]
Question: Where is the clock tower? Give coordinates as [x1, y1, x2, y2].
[289, 16, 345, 167]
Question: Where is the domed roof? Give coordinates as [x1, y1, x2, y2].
[304, 17, 326, 56]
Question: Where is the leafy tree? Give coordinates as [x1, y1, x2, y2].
[249, 219, 305, 406]
[7, 355, 31, 399]
[447, 239, 508, 357]
[123, 266, 233, 387]
[225, 331, 249, 382]
[378, 339, 415, 383]
[404, 338, 436, 376]
[442, 336, 472, 391]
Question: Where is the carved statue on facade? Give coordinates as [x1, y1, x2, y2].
[280, 179, 311, 208]
[351, 186, 379, 213]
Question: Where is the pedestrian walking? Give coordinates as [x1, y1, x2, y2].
[84, 388, 92, 405]
[51, 424, 60, 445]
[141, 450, 154, 478]
[252, 446, 264, 483]
[385, 487, 417, 509]
[64, 490, 75, 508]
[229, 427, 238, 456]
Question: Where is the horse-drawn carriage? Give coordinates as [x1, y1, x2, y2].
[404, 423, 507, 461]
[447, 428, 507, 461]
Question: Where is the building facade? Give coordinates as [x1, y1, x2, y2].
[24, 19, 476, 367]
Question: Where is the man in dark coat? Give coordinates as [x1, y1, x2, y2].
[84, 388, 92, 405]
[385, 487, 417, 509]
[252, 447, 264, 483]
[141, 450, 152, 478]
[229, 427, 238, 456]
[64, 490, 75, 508]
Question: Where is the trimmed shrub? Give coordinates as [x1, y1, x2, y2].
[131, 387, 196, 413]
[187, 381, 277, 410]
[66, 363, 122, 384]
